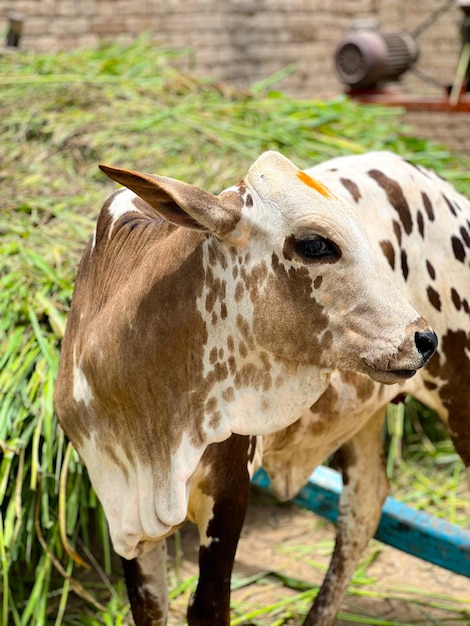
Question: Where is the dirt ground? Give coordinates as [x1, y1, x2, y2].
[166, 487, 470, 625]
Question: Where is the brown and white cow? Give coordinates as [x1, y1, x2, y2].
[54, 150, 436, 625]
[260, 151, 470, 625]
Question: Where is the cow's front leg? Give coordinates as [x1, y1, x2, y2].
[187, 434, 252, 626]
[304, 407, 389, 626]
[122, 540, 168, 626]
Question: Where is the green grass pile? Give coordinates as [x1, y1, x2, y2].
[1, 35, 469, 625]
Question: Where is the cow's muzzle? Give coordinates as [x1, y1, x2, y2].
[363, 328, 438, 385]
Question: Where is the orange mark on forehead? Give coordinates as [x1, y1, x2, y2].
[297, 170, 333, 199]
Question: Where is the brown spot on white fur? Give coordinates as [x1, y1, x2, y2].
[369, 169, 413, 235]
[340, 177, 361, 203]
[400, 248, 409, 281]
[426, 260, 436, 280]
[421, 191, 435, 221]
[252, 253, 329, 362]
[393, 219, 402, 245]
[427, 285, 441, 311]
[452, 235, 466, 262]
[427, 329, 470, 466]
[460, 225, 470, 247]
[379, 240, 395, 270]
[442, 193, 458, 217]
[451, 287, 462, 310]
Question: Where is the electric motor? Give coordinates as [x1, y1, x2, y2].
[335, 30, 419, 89]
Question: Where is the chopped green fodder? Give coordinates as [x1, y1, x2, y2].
[1, 36, 469, 625]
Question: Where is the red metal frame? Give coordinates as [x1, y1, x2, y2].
[347, 88, 470, 112]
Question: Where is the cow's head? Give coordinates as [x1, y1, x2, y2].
[100, 151, 436, 390]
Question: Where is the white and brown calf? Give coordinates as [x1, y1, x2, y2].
[260, 151, 470, 625]
[54, 151, 436, 626]
[179, 154, 469, 626]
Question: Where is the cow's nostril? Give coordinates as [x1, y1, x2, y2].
[414, 330, 438, 361]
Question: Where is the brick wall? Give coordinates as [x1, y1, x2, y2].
[1, 0, 465, 97]
[1, 0, 468, 155]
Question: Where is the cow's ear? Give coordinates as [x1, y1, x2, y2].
[99, 164, 242, 237]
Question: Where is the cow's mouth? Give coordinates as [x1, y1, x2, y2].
[368, 368, 417, 385]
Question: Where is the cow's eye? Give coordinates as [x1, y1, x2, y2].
[294, 236, 340, 261]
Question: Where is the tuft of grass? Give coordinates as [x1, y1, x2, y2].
[1, 36, 469, 624]
[227, 538, 470, 625]
[386, 400, 469, 528]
